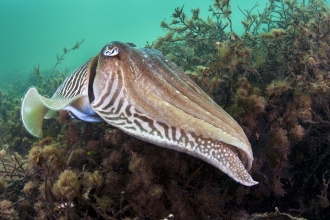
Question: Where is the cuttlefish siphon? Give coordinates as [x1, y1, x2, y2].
[21, 41, 258, 186]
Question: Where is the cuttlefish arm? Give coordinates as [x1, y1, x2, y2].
[91, 42, 258, 186]
[21, 56, 102, 138]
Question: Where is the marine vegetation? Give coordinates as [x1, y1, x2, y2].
[0, 0, 329, 219]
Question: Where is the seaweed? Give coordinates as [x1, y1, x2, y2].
[1, 0, 330, 219]
[153, 0, 330, 219]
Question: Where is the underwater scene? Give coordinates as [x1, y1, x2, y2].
[1, 0, 330, 219]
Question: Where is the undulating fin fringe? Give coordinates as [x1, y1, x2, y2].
[21, 87, 82, 138]
[21, 57, 94, 138]
[21, 87, 49, 138]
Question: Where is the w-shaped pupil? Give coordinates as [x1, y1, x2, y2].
[105, 47, 119, 56]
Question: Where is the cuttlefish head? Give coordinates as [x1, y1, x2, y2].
[21, 41, 258, 186]
[91, 42, 257, 186]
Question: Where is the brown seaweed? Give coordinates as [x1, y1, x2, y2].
[0, 0, 330, 219]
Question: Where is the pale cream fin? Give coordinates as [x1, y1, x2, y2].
[21, 87, 49, 138]
[21, 87, 83, 138]
[39, 94, 82, 111]
[44, 110, 57, 119]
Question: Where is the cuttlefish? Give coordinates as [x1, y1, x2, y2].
[21, 41, 258, 186]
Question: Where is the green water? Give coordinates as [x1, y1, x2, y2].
[1, 1, 330, 219]
[0, 0, 267, 91]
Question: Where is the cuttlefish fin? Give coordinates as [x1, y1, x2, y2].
[44, 110, 57, 119]
[38, 94, 81, 111]
[21, 87, 82, 138]
[21, 87, 49, 138]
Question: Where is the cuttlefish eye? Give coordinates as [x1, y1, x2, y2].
[103, 46, 119, 57]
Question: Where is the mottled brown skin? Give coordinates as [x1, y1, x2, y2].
[91, 42, 256, 185]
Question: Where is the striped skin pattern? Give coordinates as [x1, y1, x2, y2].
[50, 56, 102, 122]
[20, 41, 257, 186]
[52, 57, 91, 100]
[91, 42, 257, 186]
[20, 57, 102, 138]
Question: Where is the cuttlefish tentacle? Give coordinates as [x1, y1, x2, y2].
[91, 42, 257, 186]
[21, 41, 258, 186]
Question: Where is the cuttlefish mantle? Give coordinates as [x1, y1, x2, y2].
[21, 41, 258, 186]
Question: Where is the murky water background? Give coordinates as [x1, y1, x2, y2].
[0, 0, 267, 91]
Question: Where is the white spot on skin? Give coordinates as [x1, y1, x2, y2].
[199, 142, 258, 186]
[24, 107, 31, 114]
